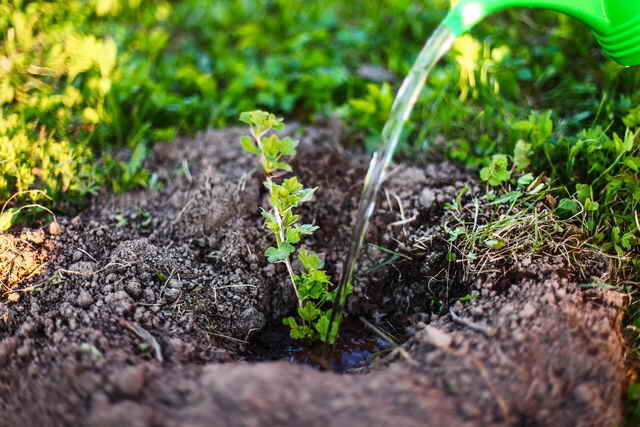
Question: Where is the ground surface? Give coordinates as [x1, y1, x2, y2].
[0, 126, 628, 426]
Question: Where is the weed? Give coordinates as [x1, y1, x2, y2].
[239, 110, 351, 344]
[442, 172, 617, 285]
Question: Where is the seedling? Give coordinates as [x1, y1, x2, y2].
[239, 110, 351, 344]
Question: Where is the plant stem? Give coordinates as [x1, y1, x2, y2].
[267, 176, 302, 309]
[283, 257, 302, 308]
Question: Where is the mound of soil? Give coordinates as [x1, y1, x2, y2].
[0, 125, 627, 426]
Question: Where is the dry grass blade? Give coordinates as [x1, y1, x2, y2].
[0, 232, 49, 300]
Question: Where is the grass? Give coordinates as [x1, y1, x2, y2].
[442, 175, 628, 285]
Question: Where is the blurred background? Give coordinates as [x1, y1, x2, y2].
[1, 0, 638, 205]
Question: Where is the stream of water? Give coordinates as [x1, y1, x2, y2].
[327, 24, 457, 339]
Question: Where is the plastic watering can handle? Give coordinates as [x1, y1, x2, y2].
[443, 0, 640, 66]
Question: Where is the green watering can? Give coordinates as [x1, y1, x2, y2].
[443, 0, 640, 66]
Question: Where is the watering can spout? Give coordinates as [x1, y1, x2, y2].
[442, 0, 640, 66]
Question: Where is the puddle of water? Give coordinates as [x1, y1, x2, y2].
[243, 318, 393, 373]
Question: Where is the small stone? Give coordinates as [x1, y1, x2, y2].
[48, 221, 63, 235]
[164, 288, 180, 302]
[0, 304, 12, 325]
[72, 250, 84, 262]
[521, 302, 536, 318]
[421, 325, 452, 348]
[419, 188, 436, 209]
[237, 307, 266, 333]
[78, 289, 94, 308]
[52, 331, 65, 343]
[542, 293, 556, 304]
[113, 365, 146, 397]
[67, 261, 96, 274]
[115, 300, 134, 316]
[0, 337, 19, 366]
[19, 321, 36, 337]
[357, 64, 395, 82]
[168, 279, 182, 289]
[436, 193, 448, 203]
[143, 289, 156, 302]
[512, 329, 526, 342]
[125, 280, 143, 299]
[23, 229, 45, 244]
[16, 339, 32, 358]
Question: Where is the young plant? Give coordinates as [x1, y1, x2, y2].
[239, 110, 351, 344]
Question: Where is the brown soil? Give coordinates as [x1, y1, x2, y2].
[0, 125, 627, 426]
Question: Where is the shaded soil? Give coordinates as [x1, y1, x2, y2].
[0, 125, 627, 426]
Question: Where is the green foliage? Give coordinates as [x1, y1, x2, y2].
[0, 1, 118, 209]
[480, 154, 511, 186]
[8, 1, 638, 236]
[341, 83, 397, 151]
[241, 110, 351, 344]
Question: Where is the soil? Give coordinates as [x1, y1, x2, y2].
[0, 124, 628, 426]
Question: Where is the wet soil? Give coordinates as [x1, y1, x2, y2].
[243, 317, 393, 373]
[0, 125, 628, 426]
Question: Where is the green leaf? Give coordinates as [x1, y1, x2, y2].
[0, 208, 17, 231]
[309, 269, 330, 283]
[282, 212, 300, 227]
[295, 224, 319, 235]
[584, 199, 599, 212]
[286, 227, 301, 243]
[621, 232, 636, 250]
[624, 157, 640, 172]
[298, 301, 321, 322]
[286, 224, 319, 243]
[298, 247, 323, 270]
[239, 111, 259, 126]
[480, 155, 511, 186]
[239, 110, 283, 131]
[127, 139, 149, 178]
[484, 239, 505, 249]
[556, 198, 580, 218]
[240, 135, 260, 154]
[447, 225, 466, 242]
[513, 139, 531, 171]
[282, 177, 303, 193]
[261, 134, 282, 160]
[298, 277, 325, 300]
[517, 173, 534, 187]
[294, 187, 317, 204]
[278, 137, 299, 156]
[273, 161, 293, 172]
[316, 313, 340, 344]
[265, 243, 295, 262]
[260, 209, 277, 223]
[487, 191, 521, 206]
[575, 184, 592, 203]
[283, 317, 313, 340]
[261, 209, 280, 234]
[512, 120, 533, 132]
[528, 183, 546, 195]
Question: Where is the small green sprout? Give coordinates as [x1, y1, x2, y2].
[239, 110, 351, 344]
[480, 154, 511, 186]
